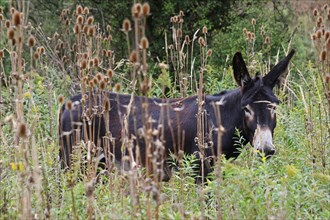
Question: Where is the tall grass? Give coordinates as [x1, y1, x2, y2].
[0, 1, 329, 220]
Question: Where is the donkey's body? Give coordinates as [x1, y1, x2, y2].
[59, 50, 295, 180]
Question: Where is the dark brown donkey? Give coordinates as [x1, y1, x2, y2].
[59, 50, 295, 180]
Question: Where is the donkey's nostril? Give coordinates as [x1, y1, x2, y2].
[265, 147, 276, 156]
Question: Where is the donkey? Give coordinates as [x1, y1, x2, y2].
[58, 49, 295, 180]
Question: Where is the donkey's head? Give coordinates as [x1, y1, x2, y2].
[233, 50, 295, 156]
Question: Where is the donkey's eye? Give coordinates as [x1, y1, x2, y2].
[243, 106, 252, 115]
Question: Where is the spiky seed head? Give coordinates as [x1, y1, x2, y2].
[17, 123, 27, 138]
[80, 59, 87, 69]
[185, 35, 190, 45]
[317, 16, 323, 24]
[115, 83, 121, 92]
[34, 51, 40, 60]
[65, 100, 73, 110]
[323, 4, 328, 11]
[179, 10, 185, 17]
[100, 80, 106, 90]
[0, 14, 3, 21]
[265, 36, 271, 44]
[317, 29, 322, 39]
[141, 37, 149, 49]
[88, 25, 95, 37]
[88, 59, 94, 68]
[58, 95, 64, 104]
[122, 18, 131, 32]
[5, 20, 10, 29]
[313, 8, 318, 16]
[96, 72, 102, 81]
[106, 24, 111, 32]
[261, 30, 265, 36]
[76, 15, 84, 24]
[176, 29, 182, 38]
[320, 50, 327, 61]
[7, 28, 14, 40]
[84, 7, 89, 15]
[10, 7, 15, 15]
[251, 32, 255, 40]
[251, 18, 256, 25]
[325, 74, 330, 84]
[0, 50, 4, 59]
[243, 27, 247, 35]
[39, 46, 45, 54]
[83, 25, 89, 34]
[93, 57, 99, 67]
[76, 5, 83, 14]
[28, 35, 36, 48]
[311, 33, 317, 41]
[207, 49, 213, 57]
[89, 80, 95, 88]
[104, 99, 110, 111]
[132, 3, 142, 18]
[129, 50, 137, 63]
[142, 2, 150, 16]
[73, 23, 81, 34]
[325, 31, 330, 40]
[107, 69, 114, 78]
[198, 37, 205, 47]
[93, 77, 98, 85]
[87, 16, 94, 25]
[83, 53, 88, 59]
[170, 17, 175, 23]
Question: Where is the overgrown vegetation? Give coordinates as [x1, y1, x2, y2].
[0, 1, 329, 219]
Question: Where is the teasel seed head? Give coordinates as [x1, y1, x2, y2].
[176, 29, 182, 38]
[179, 10, 185, 17]
[0, 14, 3, 21]
[17, 123, 27, 138]
[28, 35, 36, 48]
[317, 16, 323, 24]
[94, 57, 99, 67]
[115, 83, 121, 92]
[65, 100, 73, 110]
[76, 15, 84, 25]
[325, 31, 330, 41]
[84, 7, 89, 15]
[76, 5, 83, 14]
[73, 23, 81, 34]
[58, 95, 64, 104]
[7, 28, 15, 40]
[5, 20, 10, 29]
[104, 99, 110, 111]
[141, 36, 149, 49]
[265, 36, 271, 44]
[207, 49, 213, 57]
[185, 35, 190, 45]
[129, 50, 138, 63]
[251, 18, 256, 25]
[106, 24, 111, 32]
[142, 2, 150, 16]
[83, 25, 89, 34]
[107, 69, 114, 78]
[122, 18, 131, 32]
[324, 74, 330, 84]
[320, 50, 327, 61]
[132, 3, 142, 18]
[80, 59, 87, 69]
[38, 46, 45, 54]
[198, 37, 205, 47]
[100, 80, 106, 90]
[88, 25, 95, 37]
[313, 8, 318, 16]
[96, 72, 102, 81]
[93, 76, 99, 85]
[34, 51, 40, 60]
[88, 59, 94, 68]
[87, 16, 94, 25]
[243, 27, 247, 35]
[317, 29, 322, 39]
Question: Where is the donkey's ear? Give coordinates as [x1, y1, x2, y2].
[233, 52, 251, 88]
[263, 49, 295, 88]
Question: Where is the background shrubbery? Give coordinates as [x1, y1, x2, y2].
[0, 0, 329, 219]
